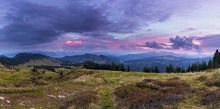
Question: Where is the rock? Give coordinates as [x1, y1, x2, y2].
[19, 102, 25, 105]
[6, 100, 10, 104]
[0, 97, 4, 100]
[58, 95, 65, 99]
[48, 95, 56, 98]
[30, 108, 35, 109]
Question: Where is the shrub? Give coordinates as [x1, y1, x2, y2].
[197, 75, 208, 81]
[114, 85, 148, 99]
[136, 82, 160, 90]
[205, 73, 220, 87]
[114, 78, 193, 109]
[155, 80, 189, 88]
[206, 80, 220, 87]
[61, 91, 97, 109]
[0, 88, 37, 94]
[167, 77, 180, 81]
[201, 89, 220, 106]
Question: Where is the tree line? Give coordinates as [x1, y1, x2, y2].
[84, 49, 220, 73]
[165, 49, 220, 73]
[83, 61, 130, 72]
[143, 66, 160, 73]
[165, 64, 186, 73]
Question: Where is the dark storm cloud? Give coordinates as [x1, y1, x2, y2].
[144, 36, 200, 50]
[0, 0, 195, 46]
[1, 1, 109, 45]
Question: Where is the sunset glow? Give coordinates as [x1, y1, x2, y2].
[64, 40, 83, 46]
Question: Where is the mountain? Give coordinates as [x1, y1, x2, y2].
[0, 52, 211, 72]
[119, 51, 210, 61]
[61, 53, 122, 64]
[0, 53, 62, 66]
[125, 55, 210, 72]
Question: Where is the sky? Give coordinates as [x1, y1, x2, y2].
[0, 0, 220, 55]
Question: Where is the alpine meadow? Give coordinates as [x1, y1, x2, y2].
[0, 0, 220, 109]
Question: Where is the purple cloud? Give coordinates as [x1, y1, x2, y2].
[196, 34, 220, 48]
[144, 36, 200, 50]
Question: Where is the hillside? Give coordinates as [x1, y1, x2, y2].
[119, 51, 210, 61]
[126, 56, 210, 72]
[61, 53, 122, 64]
[0, 53, 210, 72]
[0, 53, 63, 66]
[0, 66, 219, 108]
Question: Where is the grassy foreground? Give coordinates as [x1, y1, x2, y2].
[0, 65, 219, 108]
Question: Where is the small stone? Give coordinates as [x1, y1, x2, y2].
[6, 100, 10, 104]
[58, 95, 65, 99]
[0, 97, 4, 100]
[48, 95, 56, 98]
[19, 102, 25, 105]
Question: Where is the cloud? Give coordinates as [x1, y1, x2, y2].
[143, 36, 200, 50]
[120, 44, 138, 50]
[145, 41, 167, 49]
[0, 1, 109, 45]
[170, 36, 199, 50]
[196, 34, 220, 48]
[0, 0, 196, 46]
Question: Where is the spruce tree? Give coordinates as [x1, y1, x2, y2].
[166, 64, 174, 73]
[213, 49, 220, 68]
[208, 59, 213, 69]
[119, 64, 125, 71]
[187, 65, 191, 72]
[181, 67, 186, 73]
[127, 66, 130, 72]
[144, 67, 151, 73]
[154, 66, 160, 73]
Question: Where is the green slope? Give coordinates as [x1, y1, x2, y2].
[0, 66, 219, 109]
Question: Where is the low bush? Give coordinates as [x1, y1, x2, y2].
[114, 85, 150, 99]
[167, 77, 180, 81]
[136, 82, 160, 90]
[0, 88, 37, 94]
[205, 73, 220, 87]
[197, 75, 208, 81]
[206, 80, 220, 87]
[200, 89, 220, 106]
[114, 78, 194, 109]
[61, 91, 97, 109]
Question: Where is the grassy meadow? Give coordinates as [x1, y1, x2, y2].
[0, 64, 219, 109]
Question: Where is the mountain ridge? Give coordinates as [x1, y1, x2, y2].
[0, 52, 211, 72]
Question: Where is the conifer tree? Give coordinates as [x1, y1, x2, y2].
[181, 67, 186, 73]
[208, 59, 213, 69]
[187, 65, 191, 72]
[127, 66, 130, 72]
[119, 64, 125, 71]
[154, 66, 160, 73]
[166, 64, 174, 73]
[213, 49, 220, 68]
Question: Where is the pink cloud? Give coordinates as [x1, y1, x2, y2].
[64, 40, 83, 46]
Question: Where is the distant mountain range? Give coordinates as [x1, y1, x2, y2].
[0, 52, 211, 72]
[119, 51, 210, 61]
[125, 55, 210, 72]
[0, 53, 62, 66]
[62, 53, 122, 64]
